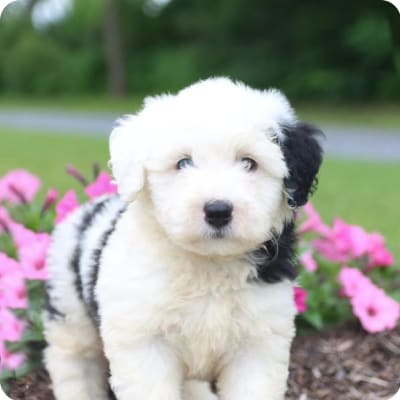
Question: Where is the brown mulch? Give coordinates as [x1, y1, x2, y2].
[7, 368, 54, 400]
[286, 324, 400, 400]
[6, 324, 400, 400]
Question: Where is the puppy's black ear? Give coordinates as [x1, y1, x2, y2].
[280, 122, 324, 208]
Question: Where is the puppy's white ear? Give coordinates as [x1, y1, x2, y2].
[109, 116, 145, 202]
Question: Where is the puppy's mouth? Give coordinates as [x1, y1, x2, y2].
[204, 226, 232, 240]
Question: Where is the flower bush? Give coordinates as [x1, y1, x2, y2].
[0, 171, 52, 383]
[296, 203, 400, 332]
[0, 167, 398, 386]
[0, 166, 116, 386]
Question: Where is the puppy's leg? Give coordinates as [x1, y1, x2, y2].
[104, 336, 183, 400]
[183, 380, 219, 400]
[44, 312, 109, 400]
[217, 338, 291, 400]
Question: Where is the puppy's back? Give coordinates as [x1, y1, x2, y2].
[45, 195, 126, 324]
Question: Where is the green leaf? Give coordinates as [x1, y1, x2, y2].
[302, 311, 324, 330]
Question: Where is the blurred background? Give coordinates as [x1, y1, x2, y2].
[0, 0, 399, 100]
[0, 0, 399, 257]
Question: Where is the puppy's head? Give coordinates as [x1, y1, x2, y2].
[109, 78, 323, 256]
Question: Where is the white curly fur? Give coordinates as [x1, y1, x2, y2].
[44, 77, 298, 400]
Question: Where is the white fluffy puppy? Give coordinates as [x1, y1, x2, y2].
[44, 77, 323, 400]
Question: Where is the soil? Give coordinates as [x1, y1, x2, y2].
[6, 324, 400, 400]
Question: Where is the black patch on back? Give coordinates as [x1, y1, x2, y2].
[70, 198, 111, 301]
[250, 221, 298, 283]
[280, 122, 323, 208]
[87, 206, 126, 324]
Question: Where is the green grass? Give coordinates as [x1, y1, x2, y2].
[0, 95, 399, 130]
[0, 130, 108, 195]
[311, 159, 400, 261]
[0, 129, 399, 261]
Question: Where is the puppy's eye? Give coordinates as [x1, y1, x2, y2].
[240, 157, 257, 172]
[176, 157, 194, 170]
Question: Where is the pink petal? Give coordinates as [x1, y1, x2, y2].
[42, 188, 58, 213]
[8, 222, 38, 249]
[56, 190, 79, 223]
[0, 272, 28, 309]
[338, 267, 373, 298]
[18, 234, 51, 281]
[0, 206, 12, 233]
[367, 233, 394, 268]
[85, 172, 117, 200]
[312, 238, 349, 263]
[299, 250, 318, 272]
[0, 169, 41, 204]
[294, 287, 307, 313]
[0, 342, 25, 371]
[3, 352, 25, 370]
[298, 202, 331, 237]
[0, 308, 26, 342]
[351, 284, 400, 333]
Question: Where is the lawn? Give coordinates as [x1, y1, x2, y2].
[0, 129, 399, 261]
[0, 129, 108, 196]
[312, 158, 400, 261]
[0, 95, 400, 130]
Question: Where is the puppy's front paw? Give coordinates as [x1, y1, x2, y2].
[184, 380, 219, 400]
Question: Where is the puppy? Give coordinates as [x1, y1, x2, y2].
[44, 77, 323, 400]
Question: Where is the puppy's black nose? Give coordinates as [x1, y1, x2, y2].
[204, 200, 233, 228]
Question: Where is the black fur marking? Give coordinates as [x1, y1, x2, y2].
[250, 221, 298, 284]
[87, 206, 126, 324]
[44, 283, 65, 320]
[280, 122, 324, 208]
[108, 385, 117, 400]
[107, 370, 117, 400]
[70, 198, 111, 301]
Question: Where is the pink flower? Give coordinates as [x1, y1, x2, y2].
[312, 219, 371, 263]
[299, 250, 318, 272]
[8, 221, 43, 250]
[42, 188, 58, 214]
[351, 285, 400, 333]
[85, 172, 117, 200]
[298, 203, 331, 237]
[0, 206, 12, 233]
[347, 225, 370, 258]
[0, 169, 41, 204]
[338, 266, 400, 332]
[0, 342, 25, 371]
[8, 222, 51, 280]
[56, 190, 79, 223]
[338, 267, 373, 298]
[312, 238, 349, 263]
[0, 253, 28, 309]
[0, 308, 25, 342]
[331, 219, 370, 259]
[18, 233, 51, 280]
[294, 287, 307, 313]
[367, 233, 394, 268]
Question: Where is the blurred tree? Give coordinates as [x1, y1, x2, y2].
[0, 0, 398, 100]
[103, 0, 127, 97]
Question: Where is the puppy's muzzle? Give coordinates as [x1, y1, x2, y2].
[204, 200, 233, 229]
